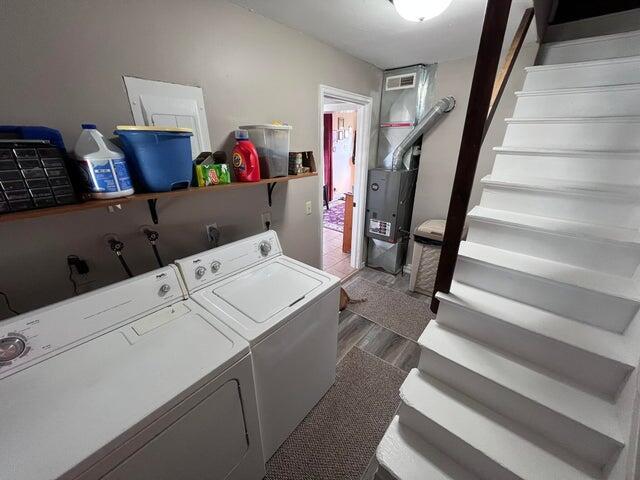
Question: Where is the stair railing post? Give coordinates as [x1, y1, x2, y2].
[430, 0, 514, 314]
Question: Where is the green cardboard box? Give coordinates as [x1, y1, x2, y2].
[196, 163, 231, 186]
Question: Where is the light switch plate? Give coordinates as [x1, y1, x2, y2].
[305, 201, 312, 215]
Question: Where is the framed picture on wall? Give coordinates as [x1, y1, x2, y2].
[338, 117, 344, 129]
[337, 130, 345, 140]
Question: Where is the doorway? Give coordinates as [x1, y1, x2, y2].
[318, 86, 372, 280]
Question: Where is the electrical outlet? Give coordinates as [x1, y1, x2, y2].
[66, 255, 94, 294]
[67, 255, 90, 275]
[305, 201, 312, 215]
[261, 212, 272, 230]
[205, 223, 220, 245]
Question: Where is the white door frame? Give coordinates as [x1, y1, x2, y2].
[318, 84, 373, 270]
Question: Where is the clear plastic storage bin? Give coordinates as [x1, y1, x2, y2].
[239, 124, 292, 178]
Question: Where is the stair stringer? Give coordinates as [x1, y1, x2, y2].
[608, 317, 640, 479]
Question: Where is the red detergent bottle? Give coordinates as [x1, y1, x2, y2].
[232, 129, 261, 182]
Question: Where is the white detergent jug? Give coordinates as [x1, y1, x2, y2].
[74, 124, 134, 199]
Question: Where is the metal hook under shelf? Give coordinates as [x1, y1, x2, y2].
[267, 183, 277, 207]
[147, 199, 159, 224]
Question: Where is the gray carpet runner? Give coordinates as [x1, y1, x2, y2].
[265, 347, 406, 480]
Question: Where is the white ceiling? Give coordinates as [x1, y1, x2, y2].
[228, 0, 535, 69]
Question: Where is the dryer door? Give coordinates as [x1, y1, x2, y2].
[103, 379, 248, 480]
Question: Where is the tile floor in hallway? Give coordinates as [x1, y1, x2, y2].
[323, 227, 356, 279]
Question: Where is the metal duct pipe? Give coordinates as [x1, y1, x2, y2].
[390, 96, 456, 170]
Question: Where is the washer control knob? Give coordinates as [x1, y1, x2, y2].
[158, 284, 171, 296]
[259, 241, 272, 257]
[210, 261, 221, 273]
[0, 337, 26, 362]
[195, 266, 207, 279]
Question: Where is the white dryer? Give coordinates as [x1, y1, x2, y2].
[0, 266, 264, 480]
[175, 231, 340, 459]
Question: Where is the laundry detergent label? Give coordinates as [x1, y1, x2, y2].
[232, 152, 246, 171]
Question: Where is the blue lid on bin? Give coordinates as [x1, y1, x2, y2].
[235, 129, 250, 140]
[82, 123, 97, 130]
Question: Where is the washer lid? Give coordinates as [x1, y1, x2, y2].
[192, 256, 340, 344]
[214, 261, 322, 324]
[174, 230, 284, 293]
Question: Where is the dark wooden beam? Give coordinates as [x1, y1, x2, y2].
[533, 0, 556, 41]
[430, 0, 513, 314]
[553, 0, 640, 25]
[484, 7, 535, 140]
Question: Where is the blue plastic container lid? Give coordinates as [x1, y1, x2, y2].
[235, 129, 250, 140]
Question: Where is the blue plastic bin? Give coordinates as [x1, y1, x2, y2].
[114, 126, 193, 192]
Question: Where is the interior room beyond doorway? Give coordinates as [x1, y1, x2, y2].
[322, 106, 358, 279]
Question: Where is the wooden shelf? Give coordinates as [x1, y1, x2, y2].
[0, 172, 318, 224]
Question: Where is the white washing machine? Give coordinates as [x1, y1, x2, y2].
[175, 231, 340, 459]
[0, 266, 264, 480]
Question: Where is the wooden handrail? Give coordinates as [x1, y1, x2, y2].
[484, 7, 535, 140]
[430, 0, 514, 314]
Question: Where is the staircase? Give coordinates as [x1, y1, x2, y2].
[375, 30, 640, 480]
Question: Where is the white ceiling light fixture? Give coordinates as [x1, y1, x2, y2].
[392, 0, 454, 22]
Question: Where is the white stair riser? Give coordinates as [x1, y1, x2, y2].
[435, 301, 630, 398]
[539, 32, 640, 65]
[418, 347, 620, 468]
[503, 121, 640, 150]
[467, 219, 640, 277]
[513, 88, 640, 118]
[523, 58, 640, 91]
[376, 418, 481, 480]
[397, 403, 518, 480]
[492, 152, 640, 186]
[481, 186, 640, 229]
[453, 257, 636, 334]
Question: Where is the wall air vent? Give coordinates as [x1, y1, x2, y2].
[385, 73, 417, 91]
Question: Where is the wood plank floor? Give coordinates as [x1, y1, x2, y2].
[338, 310, 421, 372]
[338, 267, 427, 374]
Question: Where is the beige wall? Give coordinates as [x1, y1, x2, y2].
[409, 42, 539, 257]
[0, 0, 381, 319]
